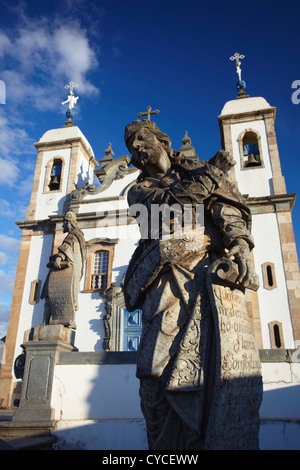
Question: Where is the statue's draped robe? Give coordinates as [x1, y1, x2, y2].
[41, 228, 85, 328]
[124, 155, 262, 450]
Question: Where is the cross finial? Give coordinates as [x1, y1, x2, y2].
[61, 82, 80, 127]
[230, 53, 245, 81]
[138, 105, 160, 121]
[62, 81, 79, 110]
[64, 81, 79, 96]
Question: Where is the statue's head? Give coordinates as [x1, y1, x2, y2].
[63, 211, 77, 232]
[124, 120, 172, 175]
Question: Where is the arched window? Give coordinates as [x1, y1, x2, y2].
[43, 156, 65, 193]
[238, 129, 264, 170]
[269, 321, 284, 349]
[49, 159, 62, 191]
[262, 262, 277, 290]
[243, 131, 261, 168]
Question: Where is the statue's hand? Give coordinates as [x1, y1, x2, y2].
[226, 239, 251, 284]
[53, 256, 62, 269]
[209, 150, 236, 173]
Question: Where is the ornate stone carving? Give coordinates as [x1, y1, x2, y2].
[102, 280, 124, 351]
[69, 153, 138, 203]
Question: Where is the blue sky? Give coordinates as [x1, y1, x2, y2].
[0, 0, 299, 329]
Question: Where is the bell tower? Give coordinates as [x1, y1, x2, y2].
[26, 83, 98, 222]
[0, 85, 98, 407]
[218, 54, 300, 350]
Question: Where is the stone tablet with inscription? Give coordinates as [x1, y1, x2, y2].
[47, 264, 75, 327]
[205, 262, 263, 449]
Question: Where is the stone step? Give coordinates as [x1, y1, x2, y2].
[0, 434, 57, 450]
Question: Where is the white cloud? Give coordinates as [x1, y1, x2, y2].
[0, 16, 100, 111]
[0, 301, 10, 323]
[0, 252, 8, 266]
[0, 268, 15, 295]
[0, 157, 20, 185]
[0, 234, 20, 252]
[0, 198, 28, 220]
[0, 109, 33, 156]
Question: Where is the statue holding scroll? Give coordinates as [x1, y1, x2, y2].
[123, 119, 262, 450]
[41, 211, 85, 329]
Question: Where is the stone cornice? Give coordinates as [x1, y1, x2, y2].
[244, 193, 296, 214]
[218, 106, 276, 124]
[56, 349, 298, 365]
[34, 137, 98, 168]
[16, 208, 136, 232]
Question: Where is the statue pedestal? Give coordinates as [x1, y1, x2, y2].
[1, 325, 77, 437]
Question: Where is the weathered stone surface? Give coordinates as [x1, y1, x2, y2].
[205, 260, 262, 449]
[123, 118, 262, 450]
[24, 324, 75, 344]
[47, 264, 75, 326]
[41, 211, 85, 329]
[11, 338, 76, 425]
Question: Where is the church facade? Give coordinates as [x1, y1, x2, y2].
[0, 85, 300, 449]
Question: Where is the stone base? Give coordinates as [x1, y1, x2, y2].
[24, 324, 76, 345]
[0, 419, 55, 438]
[11, 327, 77, 426]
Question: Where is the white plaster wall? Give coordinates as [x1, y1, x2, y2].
[52, 419, 147, 450]
[78, 171, 138, 215]
[36, 148, 71, 220]
[230, 120, 274, 197]
[50, 360, 300, 450]
[251, 213, 295, 348]
[74, 226, 140, 352]
[13, 234, 53, 359]
[77, 153, 91, 188]
[36, 147, 93, 221]
[52, 364, 143, 421]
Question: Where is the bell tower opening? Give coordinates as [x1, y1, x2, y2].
[243, 131, 262, 168]
[48, 158, 62, 191]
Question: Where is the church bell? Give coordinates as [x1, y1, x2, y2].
[49, 176, 60, 190]
[245, 153, 261, 168]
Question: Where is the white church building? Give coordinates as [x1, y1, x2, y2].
[0, 77, 300, 450]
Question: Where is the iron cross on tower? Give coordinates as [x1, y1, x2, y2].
[138, 105, 160, 121]
[230, 52, 245, 81]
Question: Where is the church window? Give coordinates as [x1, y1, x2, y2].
[238, 129, 264, 170]
[49, 159, 62, 191]
[91, 251, 109, 290]
[266, 265, 274, 287]
[84, 238, 118, 293]
[262, 262, 277, 290]
[29, 279, 41, 305]
[273, 324, 281, 348]
[269, 321, 284, 349]
[43, 156, 65, 193]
